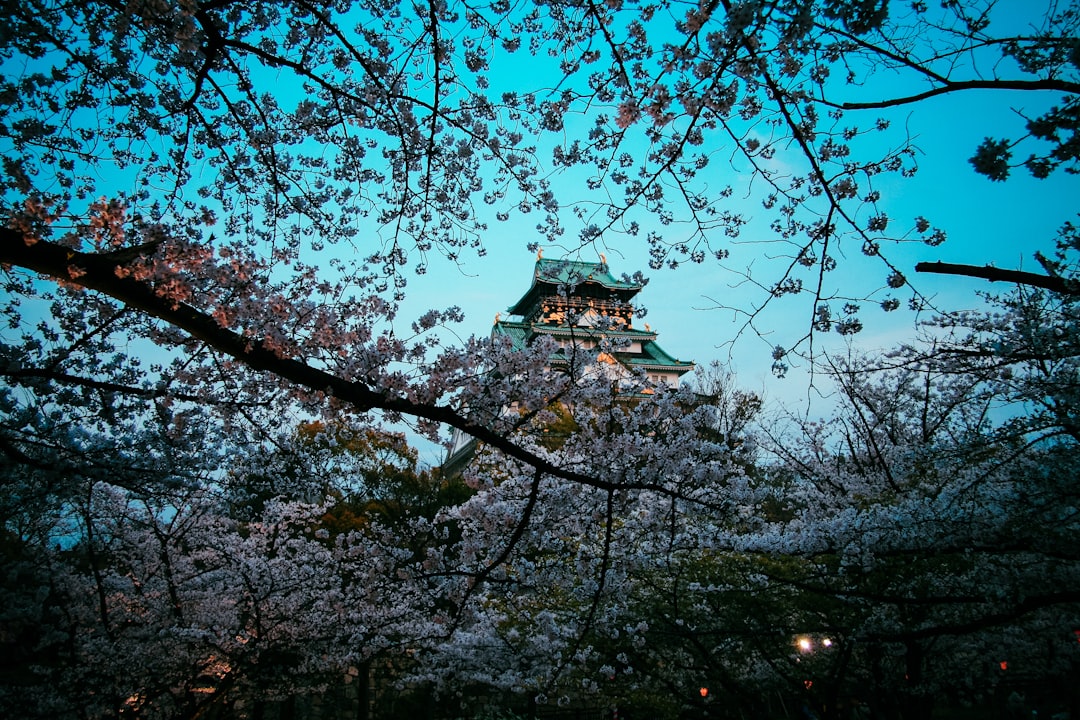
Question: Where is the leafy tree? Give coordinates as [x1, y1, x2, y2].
[684, 359, 762, 457]
[226, 420, 471, 530]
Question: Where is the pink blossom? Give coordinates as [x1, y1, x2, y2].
[615, 101, 640, 129]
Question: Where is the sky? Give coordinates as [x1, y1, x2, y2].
[394, 1, 1080, 423]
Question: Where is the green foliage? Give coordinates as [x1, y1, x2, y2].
[224, 421, 472, 532]
[533, 403, 580, 452]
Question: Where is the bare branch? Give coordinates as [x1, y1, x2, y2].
[915, 260, 1078, 294]
[837, 78, 1080, 112]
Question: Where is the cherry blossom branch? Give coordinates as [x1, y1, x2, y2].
[439, 468, 545, 619]
[0, 228, 702, 500]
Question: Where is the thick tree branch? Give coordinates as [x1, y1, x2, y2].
[838, 78, 1080, 112]
[875, 590, 1080, 643]
[0, 228, 689, 500]
[915, 260, 1078, 295]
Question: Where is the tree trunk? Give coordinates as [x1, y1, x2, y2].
[898, 641, 934, 720]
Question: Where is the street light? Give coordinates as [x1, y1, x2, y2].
[796, 635, 834, 653]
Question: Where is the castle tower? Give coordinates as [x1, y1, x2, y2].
[493, 255, 694, 387]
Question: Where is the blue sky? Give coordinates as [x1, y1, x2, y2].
[391, 1, 1079, 417]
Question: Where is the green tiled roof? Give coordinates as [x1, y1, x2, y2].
[534, 258, 640, 289]
[492, 320, 693, 372]
[491, 320, 531, 347]
[507, 258, 641, 315]
[619, 340, 693, 371]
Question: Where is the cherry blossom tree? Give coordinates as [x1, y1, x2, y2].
[745, 353, 1080, 719]
[630, 249, 1080, 718]
[0, 414, 457, 719]
[399, 230, 1080, 718]
[2, 2, 1079, 718]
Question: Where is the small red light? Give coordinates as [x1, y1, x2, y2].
[1000, 661, 1008, 671]
[699, 687, 708, 698]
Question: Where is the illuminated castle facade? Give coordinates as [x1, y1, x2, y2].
[493, 254, 694, 387]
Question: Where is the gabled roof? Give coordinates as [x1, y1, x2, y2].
[617, 340, 693, 372]
[491, 320, 531, 347]
[492, 320, 694, 373]
[507, 257, 641, 315]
